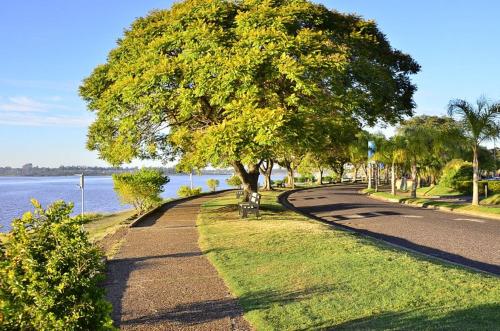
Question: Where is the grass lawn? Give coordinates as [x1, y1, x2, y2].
[198, 191, 500, 330]
[417, 185, 461, 197]
[84, 210, 136, 242]
[482, 193, 500, 205]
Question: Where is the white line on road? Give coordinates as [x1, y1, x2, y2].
[345, 214, 364, 219]
[402, 215, 423, 218]
[453, 218, 485, 223]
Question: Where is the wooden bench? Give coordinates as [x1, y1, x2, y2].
[239, 192, 261, 219]
[235, 189, 244, 199]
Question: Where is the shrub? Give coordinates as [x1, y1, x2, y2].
[0, 200, 114, 330]
[440, 159, 473, 189]
[206, 179, 220, 192]
[272, 179, 283, 186]
[295, 175, 316, 183]
[482, 180, 500, 194]
[177, 185, 203, 198]
[112, 168, 169, 214]
[453, 180, 500, 195]
[225, 174, 242, 187]
[453, 180, 474, 195]
[323, 176, 333, 184]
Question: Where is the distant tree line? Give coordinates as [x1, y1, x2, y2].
[0, 164, 233, 177]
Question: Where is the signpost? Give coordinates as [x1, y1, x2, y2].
[367, 141, 376, 189]
[76, 174, 85, 218]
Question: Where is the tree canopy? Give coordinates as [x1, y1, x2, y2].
[80, 0, 419, 192]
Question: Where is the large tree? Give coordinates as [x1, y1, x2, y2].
[80, 0, 419, 194]
[448, 97, 500, 205]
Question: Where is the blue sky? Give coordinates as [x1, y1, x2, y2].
[1, 1, 499, 167]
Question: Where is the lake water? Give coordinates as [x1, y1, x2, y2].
[0, 174, 232, 232]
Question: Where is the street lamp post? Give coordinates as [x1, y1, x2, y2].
[76, 174, 85, 218]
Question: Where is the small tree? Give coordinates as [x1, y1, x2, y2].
[0, 200, 114, 330]
[225, 174, 242, 188]
[177, 185, 202, 198]
[206, 179, 220, 192]
[112, 168, 169, 214]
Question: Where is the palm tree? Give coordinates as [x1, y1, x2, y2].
[396, 116, 459, 198]
[448, 97, 500, 205]
[397, 123, 432, 198]
[387, 136, 406, 196]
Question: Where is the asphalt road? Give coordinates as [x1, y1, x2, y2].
[287, 184, 500, 275]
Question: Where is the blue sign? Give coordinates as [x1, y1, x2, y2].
[368, 140, 376, 159]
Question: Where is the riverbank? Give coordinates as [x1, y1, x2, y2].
[198, 190, 500, 329]
[0, 174, 233, 232]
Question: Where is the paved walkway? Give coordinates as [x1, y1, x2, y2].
[104, 194, 251, 330]
[287, 184, 500, 275]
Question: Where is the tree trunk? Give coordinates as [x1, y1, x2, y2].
[391, 161, 396, 196]
[410, 161, 417, 198]
[472, 145, 479, 206]
[260, 159, 274, 191]
[360, 164, 367, 181]
[367, 163, 372, 189]
[317, 169, 323, 185]
[286, 165, 295, 189]
[232, 161, 261, 199]
[352, 167, 358, 183]
[374, 163, 379, 192]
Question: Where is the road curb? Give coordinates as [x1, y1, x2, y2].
[361, 190, 500, 221]
[278, 186, 499, 277]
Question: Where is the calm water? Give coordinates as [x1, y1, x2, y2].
[0, 174, 231, 232]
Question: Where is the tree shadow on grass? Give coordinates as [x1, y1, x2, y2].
[118, 281, 500, 330]
[327, 303, 500, 330]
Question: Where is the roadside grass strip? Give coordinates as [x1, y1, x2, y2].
[365, 190, 500, 219]
[197, 191, 500, 330]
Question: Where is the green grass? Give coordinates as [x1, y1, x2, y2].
[84, 210, 136, 242]
[197, 191, 500, 330]
[365, 190, 500, 217]
[481, 193, 500, 205]
[417, 185, 461, 197]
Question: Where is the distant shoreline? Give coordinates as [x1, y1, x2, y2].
[0, 172, 235, 177]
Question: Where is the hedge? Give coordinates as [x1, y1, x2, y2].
[454, 180, 500, 195]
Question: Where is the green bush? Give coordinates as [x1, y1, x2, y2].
[206, 179, 220, 192]
[482, 180, 500, 194]
[454, 180, 474, 195]
[112, 168, 169, 214]
[225, 174, 242, 187]
[323, 176, 333, 184]
[440, 159, 473, 189]
[295, 174, 316, 183]
[454, 180, 500, 195]
[272, 179, 283, 186]
[0, 200, 114, 330]
[177, 185, 203, 198]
